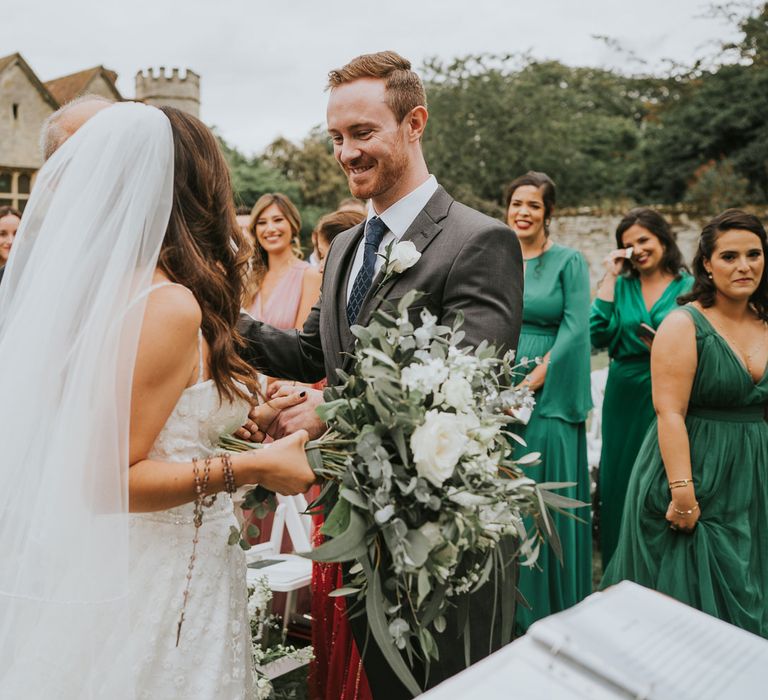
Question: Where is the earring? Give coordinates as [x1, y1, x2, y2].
[707, 272, 713, 279]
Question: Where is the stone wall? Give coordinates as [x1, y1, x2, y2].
[0, 62, 53, 170]
[548, 206, 768, 291]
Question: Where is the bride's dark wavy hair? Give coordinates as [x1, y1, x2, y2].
[678, 209, 768, 321]
[158, 107, 258, 402]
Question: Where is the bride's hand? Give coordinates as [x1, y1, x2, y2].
[234, 391, 307, 441]
[249, 430, 315, 495]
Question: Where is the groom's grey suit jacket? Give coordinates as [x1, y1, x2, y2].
[239, 185, 523, 383]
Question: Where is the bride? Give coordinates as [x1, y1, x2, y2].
[0, 102, 314, 698]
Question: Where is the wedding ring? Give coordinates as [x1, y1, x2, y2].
[669, 524, 678, 531]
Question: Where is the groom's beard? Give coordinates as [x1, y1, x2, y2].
[342, 146, 409, 202]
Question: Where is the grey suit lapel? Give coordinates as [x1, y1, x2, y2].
[352, 186, 452, 330]
[327, 222, 364, 357]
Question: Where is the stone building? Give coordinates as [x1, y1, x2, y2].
[135, 67, 200, 119]
[0, 52, 200, 211]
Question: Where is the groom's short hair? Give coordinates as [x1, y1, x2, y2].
[327, 51, 427, 122]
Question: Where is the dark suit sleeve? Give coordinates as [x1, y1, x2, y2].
[442, 223, 523, 355]
[237, 297, 326, 383]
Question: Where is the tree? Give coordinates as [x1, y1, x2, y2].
[264, 126, 349, 211]
[421, 56, 648, 209]
[217, 135, 300, 208]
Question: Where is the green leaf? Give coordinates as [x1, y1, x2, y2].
[417, 568, 430, 607]
[246, 524, 260, 539]
[340, 487, 368, 510]
[404, 530, 432, 568]
[305, 508, 368, 563]
[227, 526, 241, 546]
[320, 498, 351, 538]
[361, 556, 422, 697]
[328, 587, 361, 598]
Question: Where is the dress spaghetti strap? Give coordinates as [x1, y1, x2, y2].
[195, 329, 205, 384]
[128, 281, 206, 384]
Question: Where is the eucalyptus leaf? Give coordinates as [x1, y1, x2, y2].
[417, 567, 430, 607]
[305, 509, 368, 563]
[328, 587, 361, 598]
[340, 487, 368, 510]
[361, 557, 422, 697]
[227, 526, 241, 546]
[515, 451, 542, 465]
[320, 498, 351, 538]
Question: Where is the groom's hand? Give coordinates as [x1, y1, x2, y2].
[268, 385, 327, 440]
[235, 391, 308, 441]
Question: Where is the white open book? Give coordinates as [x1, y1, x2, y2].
[421, 581, 768, 699]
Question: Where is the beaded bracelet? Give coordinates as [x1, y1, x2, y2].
[672, 502, 699, 517]
[221, 453, 237, 495]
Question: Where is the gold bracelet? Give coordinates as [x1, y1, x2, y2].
[672, 502, 699, 517]
[668, 478, 693, 489]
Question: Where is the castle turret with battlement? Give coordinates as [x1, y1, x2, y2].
[134, 67, 200, 118]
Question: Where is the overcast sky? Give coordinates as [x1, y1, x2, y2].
[8, 0, 746, 155]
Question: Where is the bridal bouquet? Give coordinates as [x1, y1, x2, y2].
[223, 292, 579, 695]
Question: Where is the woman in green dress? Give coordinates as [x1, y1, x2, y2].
[591, 208, 692, 568]
[506, 172, 592, 629]
[602, 210, 768, 637]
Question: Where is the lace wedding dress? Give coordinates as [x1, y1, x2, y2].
[128, 320, 255, 699]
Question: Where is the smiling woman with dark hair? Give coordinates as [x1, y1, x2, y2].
[602, 209, 768, 638]
[590, 208, 693, 568]
[505, 171, 593, 629]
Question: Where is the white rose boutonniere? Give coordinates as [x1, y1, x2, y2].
[386, 240, 421, 274]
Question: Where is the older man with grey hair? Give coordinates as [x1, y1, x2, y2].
[0, 94, 114, 286]
[40, 94, 114, 161]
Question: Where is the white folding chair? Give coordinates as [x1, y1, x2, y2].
[587, 368, 608, 471]
[245, 494, 313, 640]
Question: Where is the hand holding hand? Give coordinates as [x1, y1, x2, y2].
[269, 386, 327, 440]
[233, 390, 308, 441]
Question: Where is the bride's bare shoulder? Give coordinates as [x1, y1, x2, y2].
[139, 283, 201, 359]
[144, 282, 201, 329]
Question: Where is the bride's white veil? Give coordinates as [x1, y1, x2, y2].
[0, 102, 173, 698]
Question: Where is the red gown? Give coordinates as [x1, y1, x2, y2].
[308, 523, 372, 700]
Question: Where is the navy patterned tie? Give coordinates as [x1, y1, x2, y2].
[346, 216, 388, 326]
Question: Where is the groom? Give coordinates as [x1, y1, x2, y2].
[239, 51, 523, 696]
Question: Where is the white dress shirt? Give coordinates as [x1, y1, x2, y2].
[345, 175, 439, 301]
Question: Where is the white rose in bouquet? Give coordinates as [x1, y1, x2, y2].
[440, 376, 473, 410]
[386, 240, 421, 274]
[411, 410, 469, 486]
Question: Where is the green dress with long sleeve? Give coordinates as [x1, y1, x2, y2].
[602, 306, 768, 638]
[512, 245, 593, 630]
[590, 273, 692, 568]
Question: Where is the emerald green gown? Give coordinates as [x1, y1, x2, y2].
[512, 245, 592, 630]
[590, 273, 692, 567]
[602, 306, 768, 638]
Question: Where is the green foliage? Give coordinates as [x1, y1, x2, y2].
[264, 126, 350, 212]
[684, 158, 752, 213]
[217, 135, 299, 208]
[421, 56, 650, 209]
